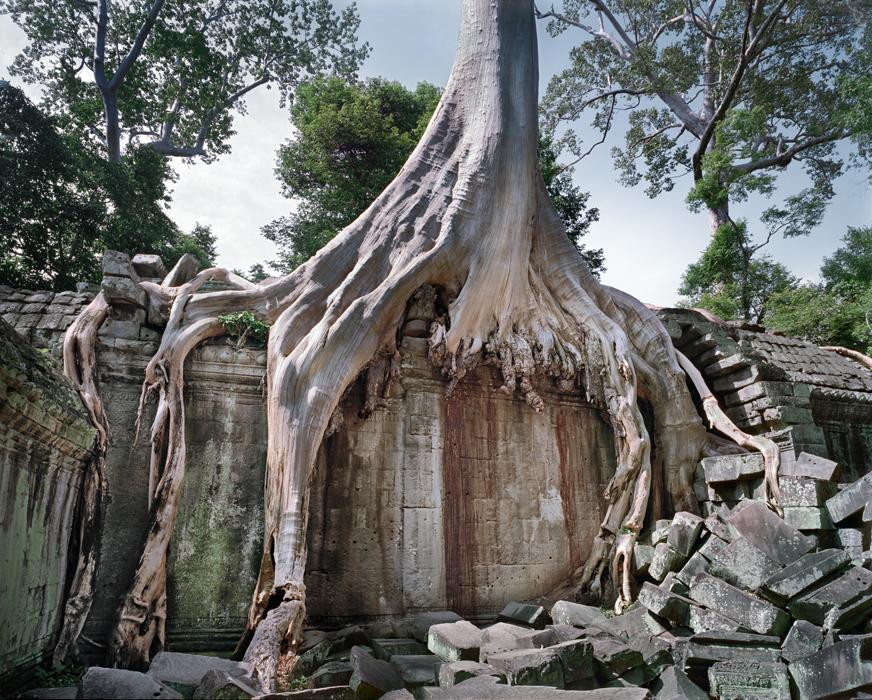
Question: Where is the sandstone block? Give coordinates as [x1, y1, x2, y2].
[826, 473, 872, 523]
[588, 637, 643, 677]
[761, 548, 849, 603]
[701, 453, 764, 483]
[788, 636, 872, 699]
[78, 667, 182, 699]
[389, 654, 441, 687]
[193, 668, 258, 699]
[688, 574, 789, 636]
[648, 543, 686, 582]
[778, 477, 837, 507]
[708, 660, 790, 700]
[478, 623, 528, 661]
[438, 660, 504, 688]
[648, 665, 707, 699]
[148, 652, 252, 687]
[101, 274, 146, 308]
[780, 620, 823, 662]
[788, 565, 872, 625]
[497, 601, 549, 629]
[674, 552, 708, 587]
[688, 607, 745, 634]
[550, 600, 608, 629]
[666, 512, 703, 558]
[411, 611, 463, 642]
[637, 582, 694, 627]
[782, 506, 834, 530]
[371, 638, 429, 661]
[310, 661, 353, 688]
[781, 452, 840, 481]
[486, 647, 564, 688]
[428, 621, 482, 662]
[706, 537, 781, 591]
[349, 646, 404, 700]
[725, 500, 814, 565]
[132, 253, 167, 279]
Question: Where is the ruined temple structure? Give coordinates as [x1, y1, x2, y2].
[3, 252, 872, 698]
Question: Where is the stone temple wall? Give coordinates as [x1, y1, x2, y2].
[0, 318, 95, 680]
[2, 263, 872, 673]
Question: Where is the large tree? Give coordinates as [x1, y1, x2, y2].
[63, 0, 780, 689]
[4, 0, 368, 163]
[264, 75, 605, 275]
[0, 81, 216, 290]
[539, 0, 871, 277]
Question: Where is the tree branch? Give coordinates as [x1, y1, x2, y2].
[93, 0, 109, 90]
[732, 132, 847, 175]
[108, 0, 167, 91]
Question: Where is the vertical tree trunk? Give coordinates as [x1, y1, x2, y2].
[103, 91, 122, 164]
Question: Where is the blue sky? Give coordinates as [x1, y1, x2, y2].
[1, 1, 869, 305]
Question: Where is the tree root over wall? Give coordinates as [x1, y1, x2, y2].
[59, 0, 781, 690]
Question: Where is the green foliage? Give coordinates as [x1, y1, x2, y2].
[219, 310, 270, 346]
[264, 77, 441, 271]
[31, 662, 86, 688]
[265, 76, 604, 275]
[232, 263, 271, 283]
[679, 221, 798, 323]
[4, 0, 368, 162]
[766, 227, 872, 352]
[1, 82, 216, 290]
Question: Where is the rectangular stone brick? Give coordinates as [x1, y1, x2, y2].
[706, 537, 781, 592]
[689, 574, 790, 636]
[788, 566, 872, 625]
[826, 473, 872, 523]
[701, 454, 764, 484]
[781, 452, 840, 481]
[778, 477, 837, 507]
[762, 549, 849, 604]
[726, 500, 815, 565]
[708, 660, 790, 699]
[782, 506, 834, 531]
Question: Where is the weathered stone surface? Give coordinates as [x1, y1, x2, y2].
[697, 534, 729, 561]
[684, 631, 782, 675]
[497, 602, 549, 629]
[253, 689, 354, 700]
[780, 620, 823, 662]
[666, 512, 703, 558]
[20, 689, 78, 699]
[788, 566, 872, 625]
[588, 637, 643, 676]
[438, 660, 504, 688]
[649, 519, 672, 545]
[547, 625, 586, 643]
[778, 477, 836, 507]
[552, 639, 595, 684]
[688, 575, 789, 636]
[781, 452, 840, 481]
[101, 274, 146, 308]
[632, 544, 655, 576]
[131, 253, 167, 279]
[101, 250, 138, 278]
[782, 506, 834, 530]
[788, 635, 872, 699]
[148, 652, 252, 687]
[193, 668, 259, 699]
[310, 661, 353, 688]
[701, 453, 764, 483]
[428, 621, 482, 662]
[826, 473, 872, 523]
[516, 628, 558, 650]
[478, 623, 529, 661]
[550, 601, 608, 629]
[370, 638, 429, 661]
[706, 537, 781, 591]
[648, 543, 686, 582]
[638, 583, 694, 627]
[761, 548, 849, 603]
[349, 646, 404, 700]
[486, 647, 565, 687]
[411, 612, 464, 643]
[688, 607, 745, 634]
[649, 666, 707, 699]
[420, 673, 650, 698]
[674, 552, 708, 587]
[389, 654, 441, 686]
[381, 690, 415, 700]
[78, 667, 183, 699]
[708, 660, 790, 699]
[725, 500, 814, 566]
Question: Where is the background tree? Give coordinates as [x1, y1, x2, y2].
[265, 75, 605, 274]
[538, 0, 871, 313]
[0, 81, 217, 290]
[3, 0, 368, 163]
[766, 226, 872, 351]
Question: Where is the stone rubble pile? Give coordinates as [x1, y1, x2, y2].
[20, 450, 872, 699]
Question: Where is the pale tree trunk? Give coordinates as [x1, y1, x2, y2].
[63, 0, 782, 690]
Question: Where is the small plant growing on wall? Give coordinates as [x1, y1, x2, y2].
[218, 311, 271, 347]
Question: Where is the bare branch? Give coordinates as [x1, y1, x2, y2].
[93, 0, 109, 89]
[732, 132, 847, 174]
[108, 0, 167, 91]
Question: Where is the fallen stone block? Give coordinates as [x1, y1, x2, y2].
[826, 473, 872, 523]
[148, 652, 252, 688]
[428, 621, 482, 662]
[783, 506, 834, 530]
[688, 574, 790, 636]
[674, 552, 708, 587]
[78, 667, 182, 699]
[666, 512, 704, 558]
[828, 588, 872, 631]
[702, 514, 734, 543]
[638, 583, 694, 627]
[420, 673, 651, 698]
[349, 646, 404, 700]
[19, 689, 77, 699]
[328, 626, 369, 651]
[438, 660, 505, 688]
[688, 607, 745, 634]
[788, 635, 872, 699]
[778, 477, 837, 507]
[725, 500, 815, 565]
[788, 565, 872, 625]
[697, 534, 729, 560]
[478, 623, 528, 661]
[761, 548, 849, 604]
[598, 604, 667, 639]
[550, 600, 608, 629]
[370, 638, 429, 660]
[648, 543, 686, 582]
[516, 628, 559, 650]
[632, 544, 654, 576]
[649, 519, 673, 545]
[131, 253, 167, 279]
[648, 665, 707, 699]
[193, 668, 259, 699]
[497, 601, 550, 629]
[821, 527, 864, 562]
[701, 453, 764, 484]
[588, 637, 643, 677]
[780, 620, 823, 662]
[389, 654, 441, 687]
[254, 689, 354, 699]
[310, 661, 353, 688]
[411, 611, 463, 642]
[683, 631, 782, 676]
[486, 646, 565, 687]
[380, 691, 415, 700]
[547, 624, 586, 643]
[781, 452, 840, 481]
[626, 634, 671, 673]
[708, 660, 790, 700]
[101, 274, 146, 308]
[706, 536, 781, 591]
[707, 480, 749, 503]
[102, 250, 138, 278]
[552, 639, 595, 684]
